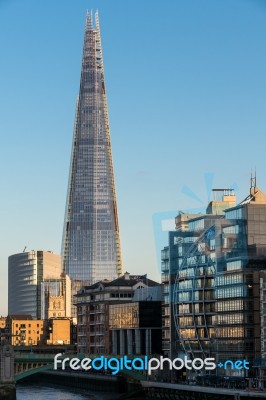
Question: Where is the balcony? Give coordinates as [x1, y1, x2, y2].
[77, 332, 87, 337]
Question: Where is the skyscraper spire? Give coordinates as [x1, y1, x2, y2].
[86, 9, 93, 30]
[62, 11, 123, 289]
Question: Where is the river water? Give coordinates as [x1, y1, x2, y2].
[16, 383, 121, 400]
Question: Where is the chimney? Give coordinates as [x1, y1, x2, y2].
[124, 272, 130, 280]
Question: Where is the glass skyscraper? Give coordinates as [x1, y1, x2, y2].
[62, 11, 122, 286]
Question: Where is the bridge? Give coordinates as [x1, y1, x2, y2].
[3, 348, 266, 399]
[1, 348, 131, 398]
[141, 381, 266, 400]
[14, 352, 55, 381]
[13, 352, 147, 382]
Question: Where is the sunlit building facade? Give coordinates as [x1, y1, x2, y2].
[75, 272, 161, 354]
[6, 315, 71, 346]
[169, 183, 266, 378]
[161, 212, 201, 357]
[6, 315, 44, 346]
[62, 11, 122, 292]
[109, 301, 162, 355]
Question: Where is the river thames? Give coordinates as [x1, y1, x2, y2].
[16, 382, 120, 400]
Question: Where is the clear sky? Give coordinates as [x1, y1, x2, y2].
[1, 0, 266, 315]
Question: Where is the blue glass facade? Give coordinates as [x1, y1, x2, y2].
[62, 12, 122, 285]
[164, 186, 266, 378]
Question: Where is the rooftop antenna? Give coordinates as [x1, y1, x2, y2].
[23, 246, 27, 253]
[251, 169, 257, 189]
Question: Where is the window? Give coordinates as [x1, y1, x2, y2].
[225, 207, 243, 220]
[189, 218, 204, 232]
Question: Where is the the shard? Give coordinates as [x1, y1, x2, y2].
[62, 11, 122, 287]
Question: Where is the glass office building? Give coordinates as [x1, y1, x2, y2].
[62, 11, 122, 285]
[165, 184, 266, 378]
[8, 250, 62, 319]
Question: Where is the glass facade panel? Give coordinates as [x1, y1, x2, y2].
[109, 303, 139, 329]
[225, 207, 243, 220]
[188, 218, 204, 232]
[62, 12, 122, 283]
[162, 187, 266, 371]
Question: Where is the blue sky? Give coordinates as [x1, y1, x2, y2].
[1, 0, 266, 315]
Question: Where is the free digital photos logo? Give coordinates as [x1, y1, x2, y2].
[54, 354, 249, 375]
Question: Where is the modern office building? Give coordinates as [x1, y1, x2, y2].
[161, 212, 202, 358]
[165, 181, 266, 380]
[260, 278, 266, 359]
[8, 250, 70, 319]
[75, 272, 161, 354]
[162, 190, 236, 359]
[62, 10, 122, 297]
[109, 301, 162, 355]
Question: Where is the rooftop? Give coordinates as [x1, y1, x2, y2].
[76, 273, 160, 295]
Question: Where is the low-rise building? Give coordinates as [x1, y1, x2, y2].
[75, 272, 162, 354]
[46, 318, 71, 345]
[6, 315, 71, 346]
[6, 315, 44, 346]
[109, 301, 162, 355]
